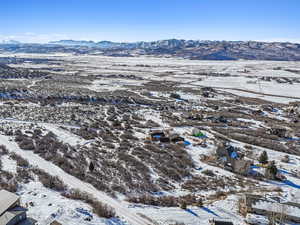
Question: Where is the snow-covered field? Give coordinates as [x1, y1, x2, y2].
[0, 53, 300, 225]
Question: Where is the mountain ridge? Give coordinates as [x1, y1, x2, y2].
[1, 39, 300, 61]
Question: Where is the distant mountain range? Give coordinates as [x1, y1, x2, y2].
[49, 40, 138, 48]
[1, 39, 300, 61]
[0, 40, 21, 44]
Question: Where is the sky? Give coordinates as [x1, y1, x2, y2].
[0, 0, 299, 43]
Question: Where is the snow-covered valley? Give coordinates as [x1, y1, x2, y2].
[0, 53, 300, 225]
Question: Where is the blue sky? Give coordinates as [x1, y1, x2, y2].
[0, 0, 299, 43]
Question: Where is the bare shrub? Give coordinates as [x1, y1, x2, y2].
[63, 189, 116, 218]
[32, 168, 67, 192]
[10, 153, 29, 167]
[120, 132, 139, 141]
[33, 129, 42, 136]
[76, 128, 98, 140]
[17, 137, 35, 151]
[202, 169, 216, 177]
[16, 167, 33, 183]
[3, 181, 18, 193]
[0, 171, 18, 192]
[92, 201, 116, 218]
[127, 195, 178, 207]
[0, 145, 9, 155]
[127, 194, 201, 207]
[181, 175, 237, 192]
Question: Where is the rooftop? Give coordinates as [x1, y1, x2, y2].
[0, 190, 20, 216]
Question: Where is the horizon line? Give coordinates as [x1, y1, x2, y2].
[1, 38, 300, 45]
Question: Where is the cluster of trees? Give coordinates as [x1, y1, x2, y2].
[259, 151, 279, 180]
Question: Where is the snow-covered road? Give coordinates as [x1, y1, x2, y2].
[0, 135, 153, 225]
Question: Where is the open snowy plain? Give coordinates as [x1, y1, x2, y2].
[0, 53, 300, 225]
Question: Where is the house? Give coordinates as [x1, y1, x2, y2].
[50, 221, 62, 225]
[239, 194, 300, 223]
[216, 144, 239, 161]
[169, 133, 185, 143]
[150, 130, 165, 141]
[216, 143, 229, 158]
[209, 219, 234, 225]
[0, 190, 36, 225]
[216, 144, 251, 175]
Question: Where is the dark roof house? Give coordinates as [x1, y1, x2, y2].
[169, 133, 184, 143]
[0, 190, 36, 225]
[209, 219, 234, 225]
[50, 221, 62, 225]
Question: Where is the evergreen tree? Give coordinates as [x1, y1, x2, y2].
[268, 161, 278, 175]
[265, 161, 278, 180]
[180, 201, 187, 210]
[89, 162, 95, 172]
[259, 151, 268, 164]
[71, 113, 76, 121]
[197, 198, 203, 207]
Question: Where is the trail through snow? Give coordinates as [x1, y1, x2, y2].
[0, 135, 153, 225]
